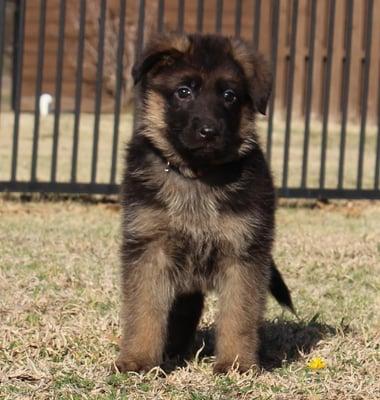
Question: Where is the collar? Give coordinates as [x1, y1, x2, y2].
[147, 141, 202, 179]
[146, 139, 244, 184]
[163, 160, 203, 179]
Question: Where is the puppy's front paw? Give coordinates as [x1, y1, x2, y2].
[114, 355, 156, 373]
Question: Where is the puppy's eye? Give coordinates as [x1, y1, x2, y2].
[223, 89, 237, 104]
[175, 86, 193, 100]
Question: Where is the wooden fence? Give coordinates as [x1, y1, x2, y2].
[17, 0, 380, 123]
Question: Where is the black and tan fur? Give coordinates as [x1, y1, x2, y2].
[116, 33, 293, 374]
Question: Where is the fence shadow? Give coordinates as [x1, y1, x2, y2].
[163, 317, 336, 372]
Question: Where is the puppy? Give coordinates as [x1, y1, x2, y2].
[116, 33, 293, 374]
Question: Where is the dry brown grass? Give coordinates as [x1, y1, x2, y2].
[0, 111, 378, 189]
[0, 198, 379, 399]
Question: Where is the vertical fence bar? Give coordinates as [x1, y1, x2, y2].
[157, 0, 165, 33]
[215, 0, 223, 33]
[0, 0, 6, 116]
[71, 0, 86, 183]
[300, 0, 317, 188]
[234, 0, 242, 38]
[91, 0, 107, 184]
[282, 0, 298, 188]
[197, 0, 204, 33]
[110, 0, 126, 184]
[375, 64, 380, 189]
[266, 0, 280, 166]
[31, 0, 47, 182]
[337, 0, 353, 189]
[319, 0, 336, 189]
[357, 0, 373, 189]
[178, 0, 185, 33]
[50, 0, 66, 182]
[133, 0, 146, 131]
[253, 0, 261, 51]
[11, 0, 26, 181]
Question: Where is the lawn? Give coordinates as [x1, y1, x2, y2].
[0, 198, 379, 399]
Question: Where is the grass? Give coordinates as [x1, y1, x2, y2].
[0, 198, 379, 399]
[0, 111, 378, 189]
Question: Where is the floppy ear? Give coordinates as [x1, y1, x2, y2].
[231, 39, 272, 115]
[132, 49, 181, 84]
[132, 34, 190, 85]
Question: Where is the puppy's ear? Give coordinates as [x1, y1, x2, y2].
[132, 34, 190, 85]
[132, 49, 181, 85]
[231, 39, 272, 115]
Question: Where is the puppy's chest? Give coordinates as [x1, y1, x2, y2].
[159, 178, 254, 251]
[169, 192, 217, 231]
[162, 180, 218, 230]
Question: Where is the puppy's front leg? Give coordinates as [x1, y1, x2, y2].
[214, 259, 268, 373]
[116, 242, 174, 373]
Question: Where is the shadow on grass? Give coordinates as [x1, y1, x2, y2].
[258, 318, 336, 370]
[162, 317, 336, 372]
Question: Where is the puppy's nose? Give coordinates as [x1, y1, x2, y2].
[198, 125, 217, 140]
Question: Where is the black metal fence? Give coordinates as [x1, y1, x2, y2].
[0, 0, 379, 199]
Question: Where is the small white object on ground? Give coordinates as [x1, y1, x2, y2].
[39, 93, 53, 116]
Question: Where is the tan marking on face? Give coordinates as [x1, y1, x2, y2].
[142, 90, 166, 131]
[139, 90, 184, 166]
[238, 106, 258, 156]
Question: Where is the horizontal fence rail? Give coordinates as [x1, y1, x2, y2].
[0, 0, 379, 199]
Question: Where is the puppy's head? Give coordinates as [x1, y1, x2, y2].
[133, 33, 272, 168]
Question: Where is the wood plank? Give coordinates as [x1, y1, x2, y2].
[367, 0, 380, 123]
[348, 0, 365, 121]
[329, 0, 345, 120]
[275, 0, 291, 115]
[311, 0, 327, 118]
[293, 0, 308, 118]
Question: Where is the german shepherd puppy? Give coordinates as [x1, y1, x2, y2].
[116, 33, 293, 374]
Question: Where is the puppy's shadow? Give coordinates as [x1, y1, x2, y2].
[258, 318, 336, 370]
[164, 317, 336, 372]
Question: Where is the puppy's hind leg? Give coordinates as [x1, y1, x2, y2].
[165, 291, 204, 359]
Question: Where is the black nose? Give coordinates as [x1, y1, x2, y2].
[198, 125, 217, 140]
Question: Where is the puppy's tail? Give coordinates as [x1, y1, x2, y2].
[269, 260, 296, 315]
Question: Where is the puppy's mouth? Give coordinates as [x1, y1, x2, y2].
[188, 141, 222, 152]
[181, 137, 226, 156]
[181, 141, 239, 168]
[179, 129, 226, 151]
